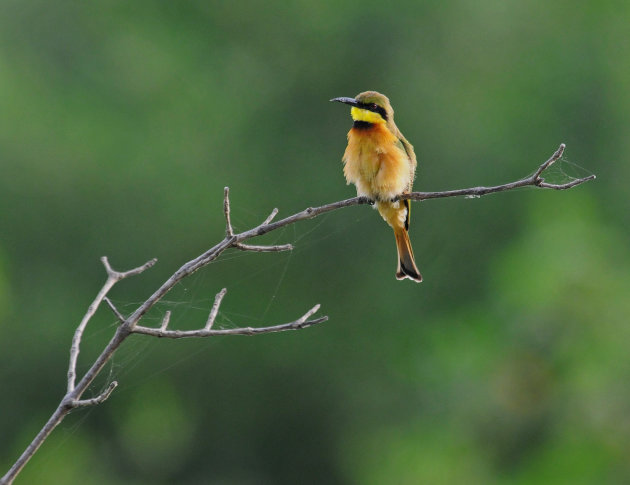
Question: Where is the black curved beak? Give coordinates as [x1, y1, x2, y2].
[330, 97, 359, 107]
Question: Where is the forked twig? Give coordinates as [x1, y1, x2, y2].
[67, 257, 155, 394]
[401, 144, 595, 202]
[71, 382, 118, 408]
[135, 303, 326, 338]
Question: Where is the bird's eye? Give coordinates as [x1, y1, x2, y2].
[371, 103, 378, 109]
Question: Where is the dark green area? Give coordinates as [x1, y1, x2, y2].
[1, 1, 628, 483]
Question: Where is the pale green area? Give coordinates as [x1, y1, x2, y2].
[1, 1, 628, 484]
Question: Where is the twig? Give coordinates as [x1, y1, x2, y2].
[103, 297, 125, 323]
[532, 143, 564, 180]
[1, 144, 594, 485]
[71, 382, 118, 408]
[236, 242, 294, 252]
[102, 256, 158, 281]
[160, 311, 172, 331]
[223, 186, 234, 236]
[262, 208, 279, 226]
[205, 288, 227, 330]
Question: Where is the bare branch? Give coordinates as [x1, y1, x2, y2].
[103, 297, 125, 323]
[133, 304, 327, 338]
[2, 144, 594, 485]
[205, 288, 227, 330]
[236, 242, 294, 252]
[71, 381, 118, 408]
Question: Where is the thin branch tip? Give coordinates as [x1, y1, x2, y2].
[119, 258, 157, 279]
[263, 208, 279, 225]
[534, 145, 565, 179]
[100, 256, 114, 274]
[101, 256, 157, 280]
[303, 315, 329, 327]
[160, 311, 172, 330]
[205, 288, 227, 329]
[103, 297, 125, 323]
[298, 303, 321, 323]
[550, 143, 565, 163]
[223, 187, 234, 236]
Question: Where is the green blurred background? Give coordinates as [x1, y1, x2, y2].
[1, 1, 628, 484]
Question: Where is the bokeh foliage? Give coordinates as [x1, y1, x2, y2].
[1, 1, 628, 483]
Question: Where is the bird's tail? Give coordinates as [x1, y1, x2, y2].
[394, 227, 422, 283]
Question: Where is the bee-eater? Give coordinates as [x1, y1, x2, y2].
[331, 91, 422, 282]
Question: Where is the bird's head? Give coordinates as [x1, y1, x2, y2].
[330, 91, 394, 125]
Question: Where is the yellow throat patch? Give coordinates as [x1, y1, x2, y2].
[351, 106, 386, 124]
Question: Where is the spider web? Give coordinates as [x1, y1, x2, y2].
[539, 155, 595, 185]
[70, 206, 370, 406]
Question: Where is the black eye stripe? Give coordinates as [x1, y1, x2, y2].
[358, 102, 388, 121]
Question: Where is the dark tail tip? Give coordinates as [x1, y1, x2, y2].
[396, 262, 423, 283]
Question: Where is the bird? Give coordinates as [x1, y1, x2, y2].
[331, 91, 422, 282]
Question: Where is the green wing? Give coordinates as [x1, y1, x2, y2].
[394, 136, 417, 190]
[394, 136, 417, 230]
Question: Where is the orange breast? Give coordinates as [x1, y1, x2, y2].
[342, 123, 412, 201]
